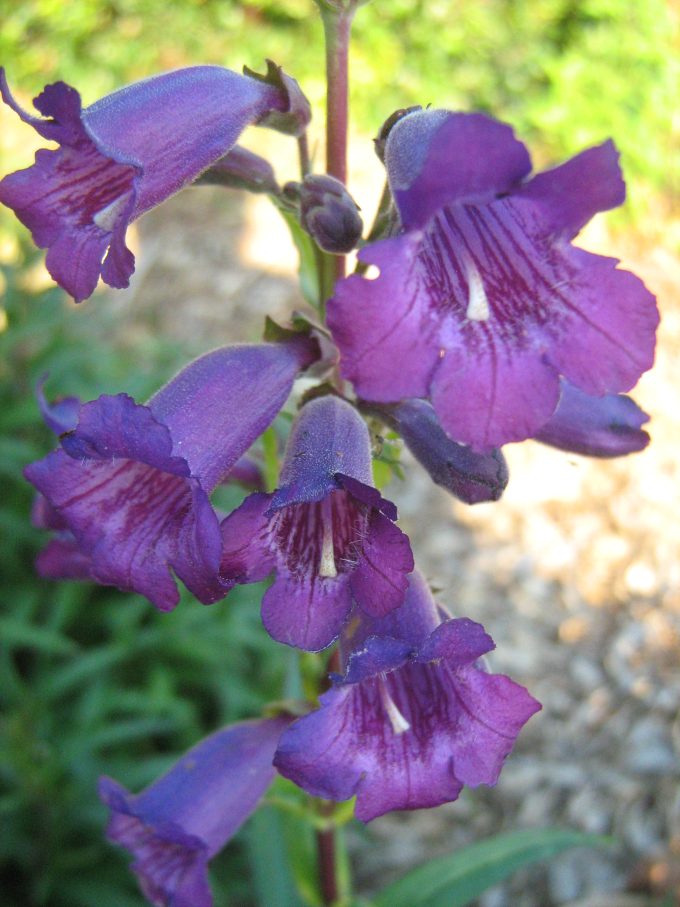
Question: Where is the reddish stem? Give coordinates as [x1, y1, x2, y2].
[317, 819, 339, 905]
[322, 6, 354, 284]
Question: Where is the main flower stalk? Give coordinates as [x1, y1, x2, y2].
[321, 4, 354, 290]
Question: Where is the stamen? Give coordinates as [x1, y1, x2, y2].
[319, 497, 337, 578]
[93, 194, 129, 232]
[464, 256, 490, 322]
[378, 677, 410, 735]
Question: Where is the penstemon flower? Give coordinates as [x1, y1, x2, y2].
[328, 109, 658, 451]
[99, 717, 291, 907]
[0, 64, 309, 302]
[25, 337, 318, 610]
[274, 570, 540, 821]
[220, 395, 414, 651]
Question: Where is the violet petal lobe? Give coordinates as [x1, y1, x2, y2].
[329, 110, 658, 451]
[327, 233, 441, 403]
[99, 717, 290, 907]
[275, 571, 540, 821]
[0, 65, 291, 301]
[385, 109, 532, 230]
[516, 140, 625, 240]
[534, 380, 650, 457]
[221, 396, 413, 651]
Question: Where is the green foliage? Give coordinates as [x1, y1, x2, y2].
[0, 0, 676, 222]
[373, 828, 611, 907]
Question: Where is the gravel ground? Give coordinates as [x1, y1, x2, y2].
[102, 173, 679, 907]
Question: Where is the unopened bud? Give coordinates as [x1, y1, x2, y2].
[535, 382, 650, 457]
[197, 146, 279, 195]
[364, 398, 508, 504]
[298, 174, 363, 254]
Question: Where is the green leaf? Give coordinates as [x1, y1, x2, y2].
[0, 617, 78, 656]
[261, 426, 280, 492]
[275, 204, 320, 308]
[246, 806, 302, 907]
[373, 828, 611, 907]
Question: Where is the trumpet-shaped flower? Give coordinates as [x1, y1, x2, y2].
[0, 64, 308, 301]
[100, 717, 290, 907]
[328, 110, 658, 451]
[25, 337, 318, 610]
[274, 570, 540, 821]
[220, 395, 414, 652]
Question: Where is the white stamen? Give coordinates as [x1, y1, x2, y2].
[464, 256, 490, 322]
[379, 678, 410, 735]
[93, 194, 129, 232]
[319, 499, 337, 578]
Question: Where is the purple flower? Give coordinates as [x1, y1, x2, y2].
[25, 337, 318, 610]
[535, 380, 650, 457]
[99, 716, 290, 907]
[220, 395, 414, 652]
[362, 398, 508, 504]
[0, 64, 308, 302]
[328, 110, 658, 451]
[274, 570, 540, 821]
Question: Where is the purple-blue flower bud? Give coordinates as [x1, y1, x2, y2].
[197, 146, 279, 195]
[364, 398, 509, 504]
[296, 174, 363, 254]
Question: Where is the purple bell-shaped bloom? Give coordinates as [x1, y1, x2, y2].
[25, 336, 318, 610]
[328, 109, 658, 451]
[99, 716, 290, 907]
[0, 64, 308, 301]
[534, 380, 650, 457]
[274, 570, 540, 821]
[220, 395, 414, 652]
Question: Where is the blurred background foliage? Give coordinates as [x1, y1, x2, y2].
[0, 1, 677, 905]
[0, 0, 678, 227]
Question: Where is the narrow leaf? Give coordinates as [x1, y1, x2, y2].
[373, 828, 611, 907]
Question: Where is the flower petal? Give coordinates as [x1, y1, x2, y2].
[385, 110, 532, 230]
[26, 395, 223, 610]
[350, 511, 413, 617]
[270, 396, 373, 509]
[430, 337, 561, 450]
[546, 248, 659, 395]
[516, 140, 625, 240]
[328, 233, 441, 401]
[261, 570, 354, 652]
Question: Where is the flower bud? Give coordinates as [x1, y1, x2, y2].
[534, 382, 650, 457]
[297, 174, 363, 254]
[364, 398, 509, 504]
[196, 146, 279, 194]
